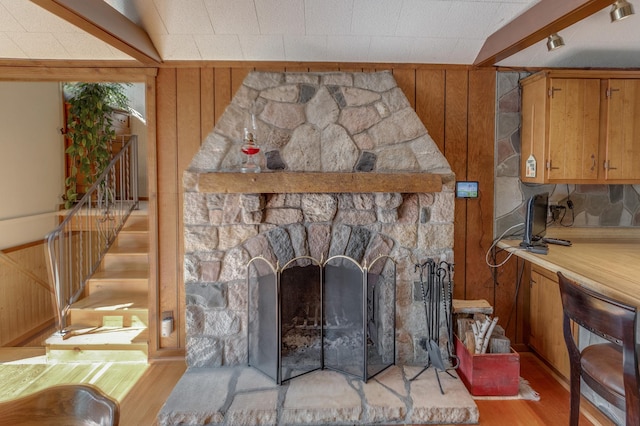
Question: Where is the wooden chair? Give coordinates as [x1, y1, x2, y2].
[0, 384, 119, 425]
[557, 272, 640, 426]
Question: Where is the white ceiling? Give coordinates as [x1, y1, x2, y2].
[0, 0, 639, 68]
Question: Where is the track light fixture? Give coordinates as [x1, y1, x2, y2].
[546, 33, 565, 51]
[610, 0, 634, 21]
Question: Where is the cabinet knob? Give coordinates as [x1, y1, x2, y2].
[604, 160, 617, 170]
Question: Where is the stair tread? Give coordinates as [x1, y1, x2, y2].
[46, 327, 148, 346]
[107, 245, 148, 255]
[122, 222, 148, 232]
[70, 291, 147, 310]
[90, 269, 148, 280]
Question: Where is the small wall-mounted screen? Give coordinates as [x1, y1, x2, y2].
[455, 181, 479, 198]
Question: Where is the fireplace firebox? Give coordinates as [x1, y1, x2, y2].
[247, 254, 396, 384]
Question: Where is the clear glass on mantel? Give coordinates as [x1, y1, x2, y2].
[240, 117, 261, 173]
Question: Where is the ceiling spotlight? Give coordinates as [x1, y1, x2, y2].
[610, 0, 634, 21]
[546, 33, 565, 51]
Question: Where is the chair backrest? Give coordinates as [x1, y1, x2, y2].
[557, 272, 640, 423]
[0, 384, 119, 425]
[558, 272, 636, 345]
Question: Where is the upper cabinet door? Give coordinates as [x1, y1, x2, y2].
[520, 76, 547, 184]
[547, 78, 600, 182]
[604, 79, 640, 181]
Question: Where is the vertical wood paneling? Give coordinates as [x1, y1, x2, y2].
[213, 68, 231, 125]
[177, 69, 202, 173]
[444, 70, 469, 175]
[444, 70, 469, 300]
[155, 67, 179, 352]
[145, 73, 163, 355]
[393, 69, 416, 108]
[200, 68, 215, 138]
[255, 66, 286, 72]
[231, 68, 252, 98]
[415, 70, 445, 151]
[466, 70, 497, 308]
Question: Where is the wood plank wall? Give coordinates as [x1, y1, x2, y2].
[0, 243, 55, 346]
[152, 63, 515, 359]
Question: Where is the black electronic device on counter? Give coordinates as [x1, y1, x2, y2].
[520, 192, 550, 254]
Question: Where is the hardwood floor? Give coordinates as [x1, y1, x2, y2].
[119, 359, 186, 426]
[0, 348, 614, 425]
[475, 352, 613, 426]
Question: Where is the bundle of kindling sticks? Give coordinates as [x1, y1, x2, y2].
[457, 314, 510, 355]
[471, 316, 498, 354]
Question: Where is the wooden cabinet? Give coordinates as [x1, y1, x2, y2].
[520, 70, 640, 184]
[603, 79, 640, 180]
[528, 265, 572, 379]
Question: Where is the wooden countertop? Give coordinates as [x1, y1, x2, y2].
[497, 229, 640, 308]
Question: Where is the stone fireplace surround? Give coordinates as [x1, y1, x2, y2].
[167, 71, 479, 424]
[184, 70, 455, 368]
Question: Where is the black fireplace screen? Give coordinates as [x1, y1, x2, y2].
[247, 255, 396, 384]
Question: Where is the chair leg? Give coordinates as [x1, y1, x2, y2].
[569, 368, 581, 426]
[626, 393, 640, 426]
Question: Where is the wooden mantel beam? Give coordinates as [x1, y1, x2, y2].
[30, 0, 161, 65]
[195, 172, 445, 194]
[473, 0, 613, 67]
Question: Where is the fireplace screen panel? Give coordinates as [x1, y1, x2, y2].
[367, 255, 397, 378]
[247, 255, 396, 384]
[247, 259, 278, 382]
[323, 257, 364, 378]
[280, 261, 322, 382]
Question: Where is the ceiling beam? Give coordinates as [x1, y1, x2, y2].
[30, 0, 161, 65]
[473, 0, 614, 67]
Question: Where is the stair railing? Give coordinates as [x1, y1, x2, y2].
[46, 136, 139, 334]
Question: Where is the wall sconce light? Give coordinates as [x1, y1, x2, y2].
[610, 0, 634, 21]
[546, 33, 565, 51]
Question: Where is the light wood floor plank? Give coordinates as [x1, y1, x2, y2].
[119, 360, 186, 426]
[90, 363, 148, 401]
[0, 364, 48, 399]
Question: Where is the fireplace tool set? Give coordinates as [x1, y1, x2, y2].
[409, 259, 459, 394]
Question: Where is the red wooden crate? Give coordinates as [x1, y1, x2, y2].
[455, 336, 520, 396]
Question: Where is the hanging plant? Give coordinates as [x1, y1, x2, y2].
[63, 82, 130, 208]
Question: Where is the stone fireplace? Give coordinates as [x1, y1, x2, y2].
[182, 70, 455, 371]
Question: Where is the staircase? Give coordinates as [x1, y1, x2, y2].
[46, 212, 149, 363]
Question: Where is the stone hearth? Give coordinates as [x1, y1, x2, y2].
[158, 367, 479, 425]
